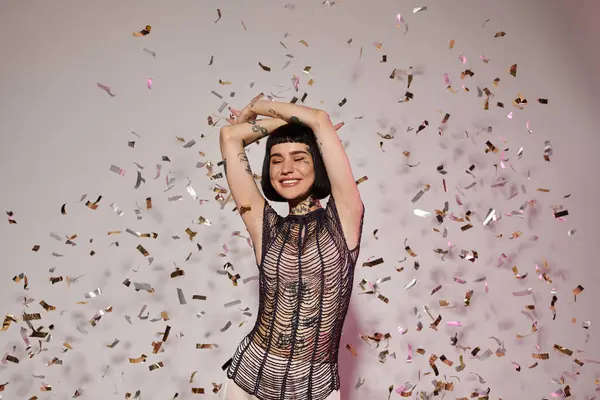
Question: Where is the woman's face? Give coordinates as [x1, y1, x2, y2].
[269, 142, 315, 201]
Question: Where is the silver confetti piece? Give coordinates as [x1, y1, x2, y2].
[483, 208, 496, 225]
[224, 300, 242, 308]
[142, 48, 156, 57]
[177, 288, 187, 304]
[126, 228, 141, 237]
[84, 288, 102, 299]
[133, 282, 153, 291]
[183, 139, 196, 148]
[110, 202, 124, 216]
[414, 209, 431, 217]
[218, 102, 228, 113]
[404, 278, 417, 290]
[134, 171, 145, 189]
[211, 90, 223, 99]
[50, 232, 62, 241]
[413, 6, 427, 13]
[512, 288, 533, 296]
[220, 321, 232, 332]
[109, 165, 126, 176]
[168, 195, 183, 201]
[153, 164, 162, 179]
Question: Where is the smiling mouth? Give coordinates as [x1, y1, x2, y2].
[280, 179, 300, 187]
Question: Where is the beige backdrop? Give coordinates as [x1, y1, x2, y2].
[1, 1, 599, 399]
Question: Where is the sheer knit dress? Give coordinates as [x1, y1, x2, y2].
[224, 196, 365, 400]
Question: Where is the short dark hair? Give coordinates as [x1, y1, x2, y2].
[261, 123, 331, 202]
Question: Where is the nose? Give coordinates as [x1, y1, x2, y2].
[281, 159, 294, 174]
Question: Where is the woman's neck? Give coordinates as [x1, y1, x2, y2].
[289, 195, 322, 215]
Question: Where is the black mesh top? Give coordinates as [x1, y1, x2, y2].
[226, 196, 364, 400]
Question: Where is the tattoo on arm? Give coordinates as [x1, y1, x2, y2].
[268, 108, 286, 120]
[237, 152, 253, 176]
[249, 120, 269, 138]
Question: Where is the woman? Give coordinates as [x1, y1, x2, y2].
[219, 94, 365, 400]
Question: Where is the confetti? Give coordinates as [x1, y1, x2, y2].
[96, 82, 115, 97]
[6, 211, 17, 224]
[133, 25, 151, 37]
[413, 6, 427, 13]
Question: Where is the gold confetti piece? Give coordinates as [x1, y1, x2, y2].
[136, 244, 149, 257]
[553, 344, 573, 356]
[509, 64, 517, 77]
[214, 8, 222, 23]
[23, 313, 41, 321]
[346, 343, 358, 356]
[464, 290, 473, 306]
[495, 31, 506, 37]
[191, 388, 205, 394]
[299, 40, 308, 47]
[13, 273, 29, 289]
[372, 41, 382, 50]
[129, 354, 148, 363]
[185, 228, 197, 241]
[355, 176, 368, 185]
[61, 203, 68, 215]
[133, 25, 151, 37]
[449, 39, 455, 49]
[532, 353, 549, 360]
[148, 361, 164, 371]
[573, 285, 584, 296]
[258, 62, 271, 71]
[404, 238, 418, 257]
[40, 300, 56, 311]
[362, 257, 384, 267]
[170, 268, 185, 278]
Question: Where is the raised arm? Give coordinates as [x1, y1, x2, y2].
[219, 117, 287, 263]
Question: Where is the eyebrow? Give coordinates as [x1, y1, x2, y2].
[270, 150, 310, 158]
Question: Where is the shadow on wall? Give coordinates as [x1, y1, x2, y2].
[337, 306, 362, 400]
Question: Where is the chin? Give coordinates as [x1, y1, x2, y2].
[274, 183, 311, 201]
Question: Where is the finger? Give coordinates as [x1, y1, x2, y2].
[228, 107, 241, 117]
[333, 122, 345, 131]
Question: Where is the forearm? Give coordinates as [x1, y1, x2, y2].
[251, 100, 323, 130]
[220, 118, 287, 147]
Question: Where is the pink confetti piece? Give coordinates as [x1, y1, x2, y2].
[396, 13, 404, 24]
[444, 73, 451, 86]
[454, 277, 467, 284]
[96, 82, 116, 97]
[292, 75, 299, 91]
[147, 78, 153, 89]
[459, 54, 467, 64]
[507, 111, 513, 119]
[447, 321, 462, 327]
[406, 343, 413, 363]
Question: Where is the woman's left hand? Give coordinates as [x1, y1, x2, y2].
[227, 93, 264, 125]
